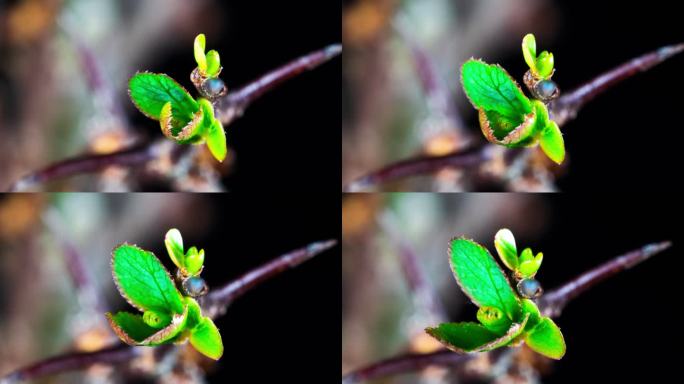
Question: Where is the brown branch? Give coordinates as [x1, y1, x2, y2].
[341, 241, 671, 383]
[6, 140, 171, 192]
[0, 239, 338, 383]
[342, 350, 469, 384]
[551, 43, 684, 126]
[345, 43, 684, 191]
[6, 44, 341, 192]
[215, 44, 342, 125]
[203, 239, 338, 318]
[0, 344, 141, 384]
[343, 145, 496, 192]
[538, 240, 671, 317]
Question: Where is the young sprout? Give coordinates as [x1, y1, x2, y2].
[425, 230, 565, 360]
[460, 33, 565, 164]
[128, 33, 227, 162]
[106, 229, 223, 360]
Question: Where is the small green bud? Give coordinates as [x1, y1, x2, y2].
[535, 51, 554, 79]
[194, 34, 207, 73]
[494, 228, 518, 271]
[206, 50, 221, 78]
[522, 34, 537, 70]
[185, 246, 205, 276]
[519, 252, 543, 278]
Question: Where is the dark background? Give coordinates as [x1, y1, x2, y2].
[139, 2, 341, 190]
[510, 195, 677, 382]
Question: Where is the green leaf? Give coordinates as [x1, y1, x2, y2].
[449, 238, 520, 320]
[539, 121, 565, 164]
[184, 297, 203, 331]
[205, 119, 227, 162]
[190, 317, 224, 360]
[494, 228, 518, 271]
[106, 312, 157, 344]
[194, 34, 207, 72]
[106, 305, 188, 346]
[159, 101, 205, 143]
[129, 73, 199, 121]
[206, 50, 221, 78]
[426, 314, 529, 353]
[461, 60, 532, 119]
[525, 317, 566, 359]
[112, 244, 185, 315]
[165, 228, 185, 270]
[522, 34, 537, 70]
[520, 299, 542, 332]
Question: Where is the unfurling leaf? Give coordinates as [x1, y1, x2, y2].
[194, 34, 207, 73]
[495, 228, 518, 271]
[426, 314, 528, 353]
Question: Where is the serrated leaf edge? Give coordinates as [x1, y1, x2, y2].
[127, 72, 196, 121]
[111, 243, 180, 314]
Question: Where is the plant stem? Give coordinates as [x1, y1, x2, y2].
[343, 145, 496, 192]
[6, 44, 341, 192]
[538, 240, 671, 317]
[0, 345, 141, 384]
[204, 239, 338, 318]
[342, 350, 469, 384]
[6, 140, 170, 192]
[215, 44, 342, 125]
[341, 241, 671, 383]
[551, 43, 684, 126]
[0, 240, 337, 383]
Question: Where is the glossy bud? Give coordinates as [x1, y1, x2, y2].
[202, 78, 226, 98]
[533, 80, 559, 102]
[183, 276, 209, 298]
[517, 278, 543, 299]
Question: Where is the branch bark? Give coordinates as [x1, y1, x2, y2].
[6, 44, 341, 192]
[0, 239, 338, 383]
[344, 43, 684, 191]
[341, 240, 671, 383]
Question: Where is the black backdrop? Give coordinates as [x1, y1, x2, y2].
[491, 194, 678, 383]
[135, 1, 341, 191]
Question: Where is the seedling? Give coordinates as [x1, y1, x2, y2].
[425, 229, 565, 360]
[128, 34, 227, 162]
[461, 33, 565, 164]
[106, 229, 223, 360]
